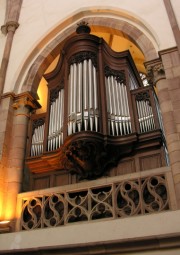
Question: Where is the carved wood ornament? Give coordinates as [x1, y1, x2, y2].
[62, 132, 137, 180]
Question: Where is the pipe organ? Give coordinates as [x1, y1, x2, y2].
[26, 23, 168, 190]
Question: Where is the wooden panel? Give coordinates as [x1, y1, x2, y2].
[33, 176, 50, 190]
[109, 159, 135, 176]
[117, 159, 135, 175]
[140, 154, 162, 171]
[54, 171, 70, 187]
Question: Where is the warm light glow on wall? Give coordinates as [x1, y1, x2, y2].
[91, 30, 145, 73]
[36, 55, 60, 114]
[4, 202, 15, 220]
[37, 77, 48, 114]
[0, 192, 4, 220]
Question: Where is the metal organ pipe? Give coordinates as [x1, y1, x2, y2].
[93, 65, 98, 132]
[60, 90, 64, 145]
[77, 62, 82, 132]
[119, 81, 124, 134]
[68, 65, 73, 135]
[105, 77, 111, 134]
[114, 79, 120, 136]
[83, 59, 88, 131]
[123, 84, 132, 134]
[116, 80, 123, 135]
[73, 63, 77, 133]
[88, 59, 94, 131]
[110, 76, 115, 136]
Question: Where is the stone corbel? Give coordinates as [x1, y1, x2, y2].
[12, 92, 41, 117]
[145, 59, 166, 86]
[1, 21, 19, 35]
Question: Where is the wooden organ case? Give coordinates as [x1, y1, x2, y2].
[26, 23, 168, 190]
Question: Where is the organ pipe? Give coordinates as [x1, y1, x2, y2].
[93, 65, 98, 132]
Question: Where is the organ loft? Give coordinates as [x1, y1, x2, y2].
[25, 22, 168, 190]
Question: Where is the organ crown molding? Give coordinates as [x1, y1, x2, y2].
[76, 21, 91, 34]
[145, 59, 165, 85]
[12, 92, 41, 111]
[1, 21, 19, 35]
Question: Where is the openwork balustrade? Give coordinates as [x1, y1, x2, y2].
[20, 173, 169, 230]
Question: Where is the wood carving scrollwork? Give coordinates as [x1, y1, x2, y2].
[69, 51, 97, 68]
[63, 139, 109, 180]
[61, 133, 135, 180]
[32, 118, 45, 133]
[104, 66, 126, 84]
[135, 91, 150, 104]
[50, 82, 64, 103]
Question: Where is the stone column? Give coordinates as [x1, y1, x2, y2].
[2, 93, 40, 225]
[0, 0, 22, 98]
[0, 21, 19, 97]
[0, 94, 14, 221]
[146, 54, 180, 207]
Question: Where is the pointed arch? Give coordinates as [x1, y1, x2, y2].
[18, 9, 158, 95]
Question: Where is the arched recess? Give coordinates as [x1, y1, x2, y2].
[19, 10, 159, 96]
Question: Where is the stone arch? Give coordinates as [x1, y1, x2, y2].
[19, 10, 159, 95]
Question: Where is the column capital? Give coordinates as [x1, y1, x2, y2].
[1, 21, 19, 35]
[12, 92, 41, 116]
[145, 58, 166, 86]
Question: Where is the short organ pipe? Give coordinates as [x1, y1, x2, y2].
[31, 123, 45, 157]
[105, 74, 132, 136]
[136, 97, 156, 133]
[48, 88, 64, 151]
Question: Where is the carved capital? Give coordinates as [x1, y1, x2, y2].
[1, 21, 19, 35]
[145, 59, 165, 86]
[12, 92, 41, 116]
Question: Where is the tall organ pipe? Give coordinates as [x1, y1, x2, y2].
[93, 65, 98, 132]
[77, 62, 82, 132]
[83, 59, 88, 131]
[88, 59, 94, 131]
